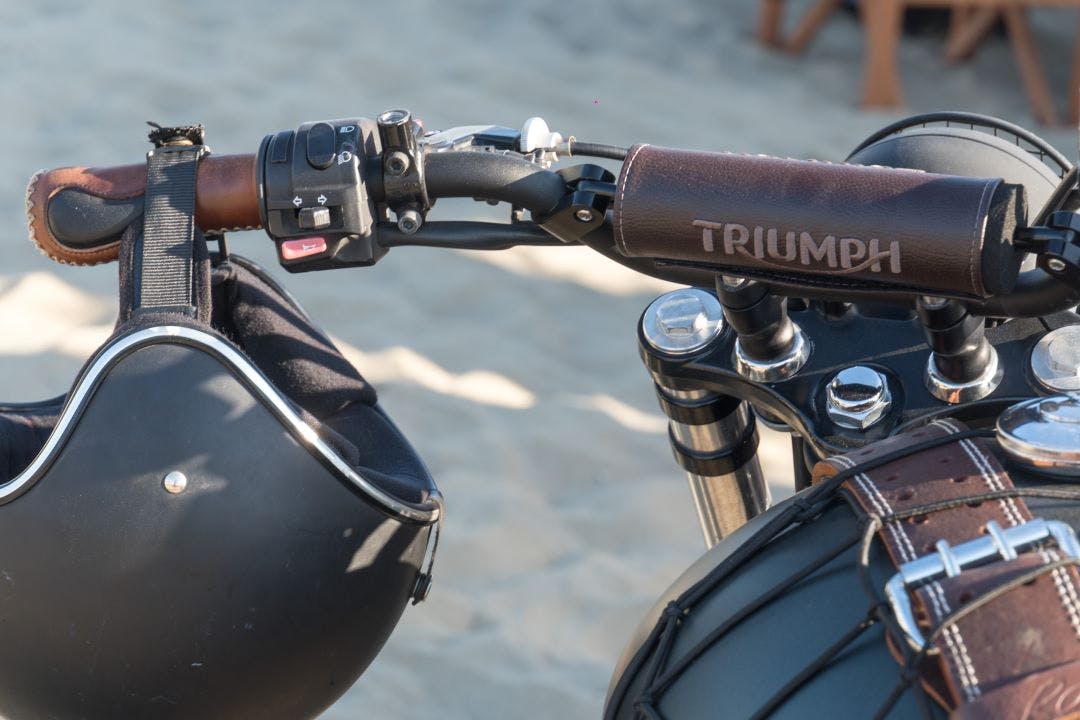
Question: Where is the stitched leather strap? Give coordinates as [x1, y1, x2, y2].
[813, 420, 1080, 717]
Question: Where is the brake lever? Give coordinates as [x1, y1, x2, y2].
[420, 124, 521, 153]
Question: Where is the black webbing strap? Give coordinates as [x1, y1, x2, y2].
[136, 144, 205, 315]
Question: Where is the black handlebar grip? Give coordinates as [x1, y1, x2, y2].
[613, 145, 1026, 299]
[26, 155, 260, 266]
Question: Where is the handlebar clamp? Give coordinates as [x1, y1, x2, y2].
[377, 110, 431, 232]
[535, 164, 615, 243]
[1032, 211, 1080, 287]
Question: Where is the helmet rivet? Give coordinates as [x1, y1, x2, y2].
[163, 471, 188, 494]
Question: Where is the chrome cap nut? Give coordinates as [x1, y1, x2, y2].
[826, 366, 892, 430]
[642, 289, 724, 356]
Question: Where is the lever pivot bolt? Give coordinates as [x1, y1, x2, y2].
[397, 209, 423, 235]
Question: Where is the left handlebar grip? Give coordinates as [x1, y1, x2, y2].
[25, 154, 260, 265]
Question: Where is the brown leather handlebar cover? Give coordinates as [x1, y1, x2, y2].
[25, 154, 260, 266]
[613, 145, 1026, 298]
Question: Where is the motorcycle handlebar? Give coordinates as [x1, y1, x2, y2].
[422, 152, 566, 215]
[25, 149, 568, 266]
[21, 123, 1076, 317]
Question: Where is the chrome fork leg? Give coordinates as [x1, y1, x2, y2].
[657, 385, 769, 547]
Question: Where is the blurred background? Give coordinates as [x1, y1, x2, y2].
[0, 1, 1076, 717]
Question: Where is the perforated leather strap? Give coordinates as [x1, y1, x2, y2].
[136, 144, 205, 314]
[813, 420, 1080, 719]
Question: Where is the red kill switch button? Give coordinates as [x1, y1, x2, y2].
[281, 237, 328, 260]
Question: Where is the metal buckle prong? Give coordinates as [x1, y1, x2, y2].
[935, 539, 961, 577]
[985, 520, 1018, 561]
[885, 519, 1080, 650]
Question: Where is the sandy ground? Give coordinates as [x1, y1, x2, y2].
[0, 1, 1077, 717]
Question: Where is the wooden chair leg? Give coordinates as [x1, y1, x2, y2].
[949, 7, 973, 39]
[1002, 6, 1060, 126]
[1070, 14, 1080, 125]
[759, 0, 785, 47]
[945, 8, 1000, 64]
[861, 0, 905, 108]
[786, 0, 844, 54]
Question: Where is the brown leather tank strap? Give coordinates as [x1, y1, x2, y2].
[812, 419, 1080, 719]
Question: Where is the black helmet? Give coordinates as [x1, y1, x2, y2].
[0, 139, 441, 718]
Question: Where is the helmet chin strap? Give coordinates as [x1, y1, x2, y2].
[132, 128, 206, 318]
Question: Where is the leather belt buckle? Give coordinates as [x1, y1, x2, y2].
[884, 518, 1080, 651]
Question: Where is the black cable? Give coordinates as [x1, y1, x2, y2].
[648, 530, 861, 695]
[749, 611, 878, 720]
[634, 702, 665, 720]
[637, 606, 684, 711]
[568, 141, 629, 160]
[1032, 166, 1079, 225]
[876, 485, 1080, 525]
[607, 428, 990, 717]
[852, 514, 936, 719]
[677, 430, 991, 611]
[874, 673, 922, 720]
[886, 558, 1080, 720]
[890, 399, 1029, 435]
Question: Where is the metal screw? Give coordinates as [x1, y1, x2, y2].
[386, 151, 410, 176]
[1047, 258, 1068, 273]
[574, 208, 594, 223]
[397, 209, 423, 235]
[641, 289, 724, 355]
[163, 471, 188, 494]
[657, 296, 708, 336]
[826, 366, 892, 430]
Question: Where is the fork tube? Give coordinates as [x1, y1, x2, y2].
[655, 385, 769, 547]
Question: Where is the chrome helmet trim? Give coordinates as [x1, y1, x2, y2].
[0, 325, 442, 525]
